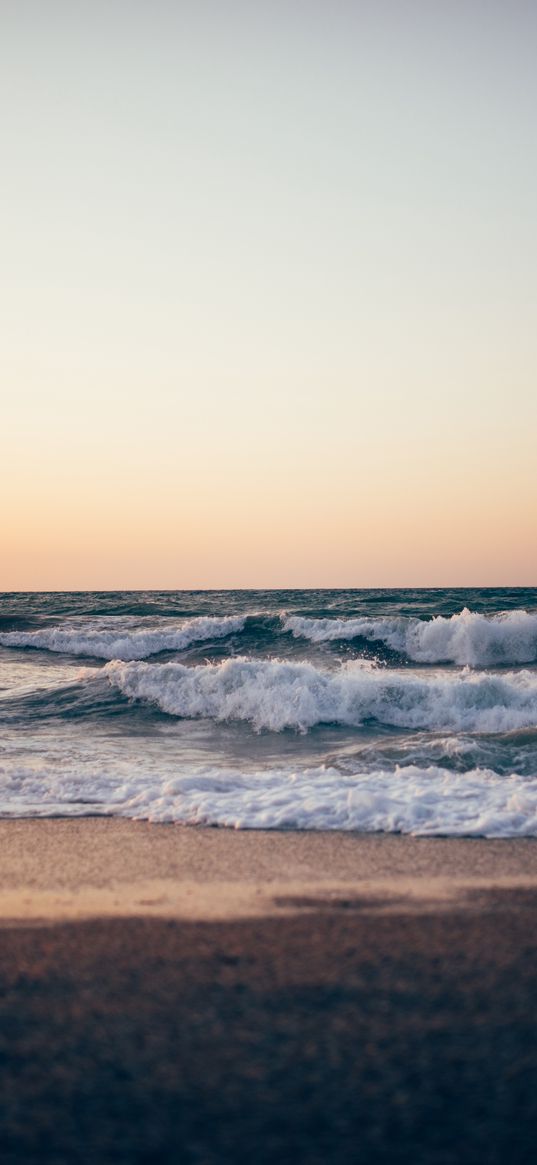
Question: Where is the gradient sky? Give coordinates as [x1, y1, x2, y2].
[2, 0, 536, 589]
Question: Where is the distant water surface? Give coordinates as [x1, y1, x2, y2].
[1, 588, 537, 835]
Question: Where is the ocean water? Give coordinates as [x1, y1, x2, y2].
[1, 588, 537, 835]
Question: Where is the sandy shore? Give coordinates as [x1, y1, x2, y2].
[1, 820, 537, 1163]
[3, 817, 537, 921]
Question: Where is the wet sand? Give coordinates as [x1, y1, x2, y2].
[1, 820, 536, 1163]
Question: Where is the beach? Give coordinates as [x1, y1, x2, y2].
[4, 0, 537, 1148]
[1, 822, 536, 1163]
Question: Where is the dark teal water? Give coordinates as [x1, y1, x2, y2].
[2, 586, 536, 623]
[0, 589, 536, 833]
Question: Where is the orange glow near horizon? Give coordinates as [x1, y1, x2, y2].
[2, 3, 536, 590]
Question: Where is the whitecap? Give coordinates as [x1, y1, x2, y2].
[0, 615, 246, 661]
[104, 656, 537, 734]
[283, 608, 537, 666]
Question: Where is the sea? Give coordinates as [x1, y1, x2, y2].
[1, 588, 537, 835]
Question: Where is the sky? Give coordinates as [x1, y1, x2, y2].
[2, 0, 536, 589]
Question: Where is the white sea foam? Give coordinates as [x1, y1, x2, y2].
[103, 656, 537, 733]
[1, 755, 536, 836]
[0, 615, 245, 661]
[134, 764, 537, 834]
[283, 608, 537, 666]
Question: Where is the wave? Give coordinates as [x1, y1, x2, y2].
[283, 608, 537, 666]
[0, 615, 246, 661]
[103, 656, 537, 733]
[137, 764, 537, 834]
[1, 756, 536, 835]
[3, 607, 537, 668]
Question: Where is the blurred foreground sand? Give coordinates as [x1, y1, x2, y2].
[1, 821, 536, 1163]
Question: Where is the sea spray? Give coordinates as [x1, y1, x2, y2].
[104, 656, 537, 733]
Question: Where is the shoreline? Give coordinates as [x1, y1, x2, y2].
[2, 817, 537, 922]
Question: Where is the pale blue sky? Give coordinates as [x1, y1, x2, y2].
[2, 1, 536, 587]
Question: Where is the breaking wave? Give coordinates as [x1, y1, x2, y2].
[3, 607, 536, 668]
[104, 656, 537, 734]
[3, 589, 537, 836]
[283, 608, 537, 666]
[1, 757, 536, 835]
[0, 615, 246, 661]
[131, 764, 537, 834]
